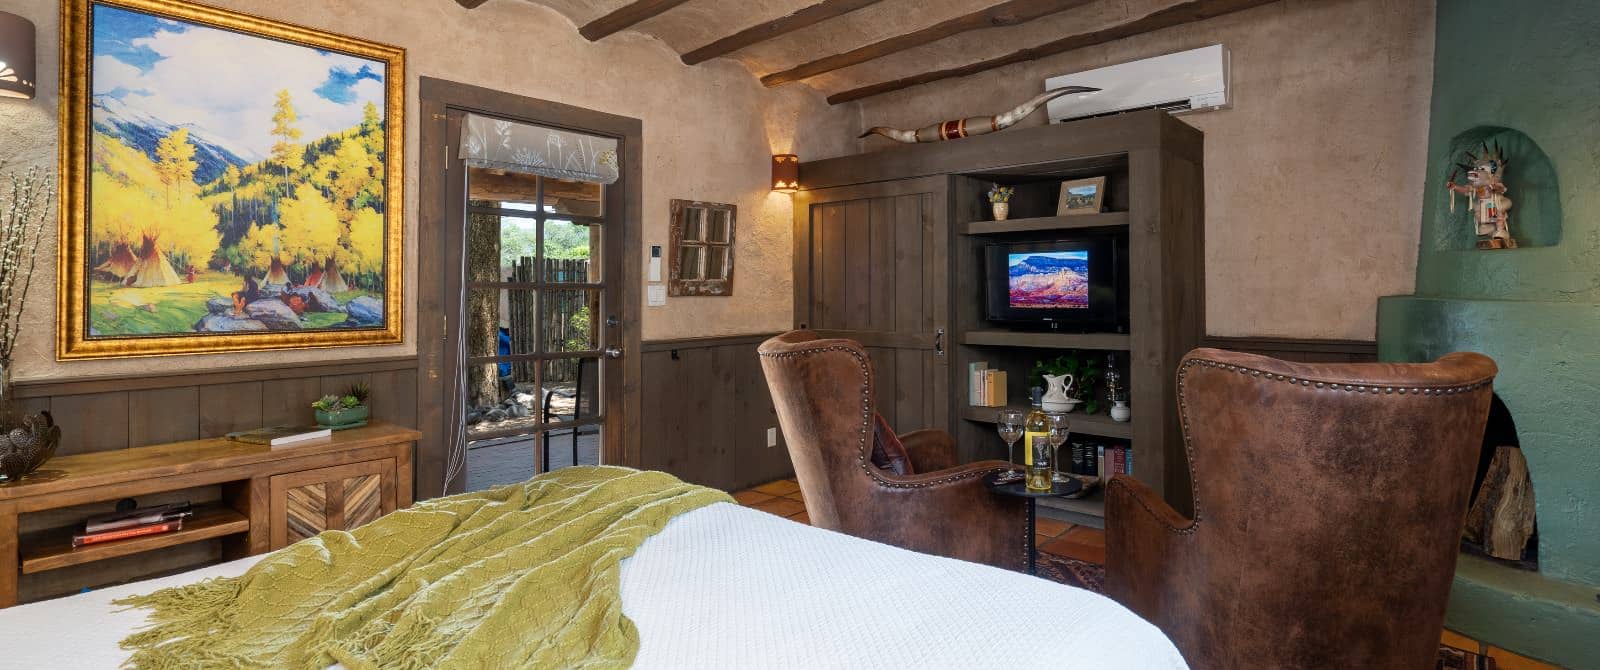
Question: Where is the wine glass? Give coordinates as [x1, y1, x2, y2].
[996, 410, 1025, 479]
[1045, 412, 1073, 483]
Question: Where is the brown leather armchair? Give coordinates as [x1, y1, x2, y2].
[1107, 348, 1497, 669]
[759, 330, 1025, 570]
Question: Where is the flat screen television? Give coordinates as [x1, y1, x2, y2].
[984, 236, 1128, 332]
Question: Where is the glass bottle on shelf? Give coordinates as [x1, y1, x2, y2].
[1106, 353, 1131, 422]
[1024, 400, 1052, 491]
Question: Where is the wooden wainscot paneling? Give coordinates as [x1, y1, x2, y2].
[15, 356, 420, 457]
[640, 334, 791, 491]
[1200, 336, 1378, 363]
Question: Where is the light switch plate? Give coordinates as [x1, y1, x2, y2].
[766, 427, 778, 448]
[647, 284, 667, 307]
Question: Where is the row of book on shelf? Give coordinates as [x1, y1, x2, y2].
[71, 501, 193, 548]
[1069, 439, 1134, 481]
[968, 362, 1008, 407]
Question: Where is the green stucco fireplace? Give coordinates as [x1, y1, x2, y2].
[1377, 1, 1600, 665]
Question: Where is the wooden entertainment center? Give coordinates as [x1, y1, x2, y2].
[795, 110, 1204, 526]
[0, 423, 417, 606]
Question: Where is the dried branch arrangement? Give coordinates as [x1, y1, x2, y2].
[0, 162, 52, 362]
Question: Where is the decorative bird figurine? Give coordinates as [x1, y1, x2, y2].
[0, 411, 61, 481]
[858, 86, 1100, 143]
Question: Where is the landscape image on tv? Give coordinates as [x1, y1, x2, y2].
[1008, 250, 1089, 309]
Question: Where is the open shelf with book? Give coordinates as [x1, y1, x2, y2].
[20, 503, 248, 574]
[959, 404, 1133, 440]
[942, 114, 1204, 520]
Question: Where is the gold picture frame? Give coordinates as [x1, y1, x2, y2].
[1056, 176, 1107, 216]
[58, 0, 405, 359]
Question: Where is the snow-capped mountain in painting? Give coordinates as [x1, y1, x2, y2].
[92, 94, 261, 186]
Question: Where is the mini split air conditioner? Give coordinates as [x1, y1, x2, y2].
[1045, 44, 1230, 124]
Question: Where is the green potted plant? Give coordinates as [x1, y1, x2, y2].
[1029, 351, 1104, 415]
[312, 383, 370, 429]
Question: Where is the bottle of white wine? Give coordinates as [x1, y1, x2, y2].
[1024, 401, 1052, 491]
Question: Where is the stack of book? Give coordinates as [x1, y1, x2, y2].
[967, 362, 1008, 407]
[1067, 440, 1134, 482]
[71, 502, 193, 548]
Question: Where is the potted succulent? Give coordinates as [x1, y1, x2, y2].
[312, 383, 370, 429]
[987, 183, 1015, 221]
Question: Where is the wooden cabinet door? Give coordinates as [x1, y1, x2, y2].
[793, 175, 951, 433]
[269, 460, 397, 550]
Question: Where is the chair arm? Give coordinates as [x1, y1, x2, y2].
[897, 428, 960, 472]
[864, 460, 1028, 570]
[1105, 474, 1195, 620]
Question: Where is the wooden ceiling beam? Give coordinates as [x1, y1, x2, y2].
[681, 0, 884, 65]
[579, 0, 694, 41]
[762, 0, 1092, 87]
[826, 0, 1278, 104]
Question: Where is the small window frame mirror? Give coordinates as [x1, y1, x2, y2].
[668, 199, 736, 296]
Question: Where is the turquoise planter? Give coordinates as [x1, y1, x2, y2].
[315, 405, 369, 428]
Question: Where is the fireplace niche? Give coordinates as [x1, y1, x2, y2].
[1461, 394, 1536, 570]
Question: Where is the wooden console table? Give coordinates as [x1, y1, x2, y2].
[0, 422, 419, 607]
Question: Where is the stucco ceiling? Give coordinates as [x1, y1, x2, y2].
[515, 0, 1275, 105]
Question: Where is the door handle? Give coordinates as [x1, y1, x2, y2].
[604, 346, 624, 359]
[934, 328, 946, 357]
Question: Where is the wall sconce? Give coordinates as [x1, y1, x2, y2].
[0, 11, 36, 100]
[771, 154, 799, 193]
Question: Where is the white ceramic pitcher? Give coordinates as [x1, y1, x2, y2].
[1041, 373, 1078, 412]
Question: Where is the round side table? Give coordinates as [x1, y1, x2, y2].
[984, 471, 1082, 576]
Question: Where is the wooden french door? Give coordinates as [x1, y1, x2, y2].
[793, 176, 950, 433]
[441, 109, 627, 492]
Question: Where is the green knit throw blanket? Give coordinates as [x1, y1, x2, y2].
[115, 466, 731, 670]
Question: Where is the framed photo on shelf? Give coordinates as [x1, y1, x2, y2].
[57, 0, 405, 359]
[1056, 176, 1107, 216]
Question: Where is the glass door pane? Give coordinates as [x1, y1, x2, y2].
[463, 168, 609, 491]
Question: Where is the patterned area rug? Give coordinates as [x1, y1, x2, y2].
[1036, 553, 1105, 592]
[1036, 553, 1479, 668]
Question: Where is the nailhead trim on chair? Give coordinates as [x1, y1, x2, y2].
[1167, 356, 1497, 536]
[762, 340, 1028, 565]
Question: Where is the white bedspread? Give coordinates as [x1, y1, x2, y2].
[0, 502, 1185, 669]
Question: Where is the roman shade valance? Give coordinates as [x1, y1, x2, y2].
[459, 113, 620, 185]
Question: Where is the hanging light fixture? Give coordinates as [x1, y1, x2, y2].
[771, 154, 799, 193]
[0, 11, 36, 100]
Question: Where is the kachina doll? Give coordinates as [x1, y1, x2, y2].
[1445, 141, 1515, 249]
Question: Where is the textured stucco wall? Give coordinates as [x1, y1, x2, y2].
[0, 0, 856, 381]
[849, 0, 1436, 341]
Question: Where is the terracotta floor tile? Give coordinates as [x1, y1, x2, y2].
[733, 490, 774, 505]
[753, 479, 800, 496]
[1040, 526, 1106, 565]
[789, 511, 810, 525]
[783, 490, 805, 502]
[1486, 646, 1561, 670]
[751, 497, 806, 517]
[1035, 518, 1072, 538]
[1440, 628, 1479, 653]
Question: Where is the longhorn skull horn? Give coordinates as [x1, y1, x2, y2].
[858, 86, 1101, 143]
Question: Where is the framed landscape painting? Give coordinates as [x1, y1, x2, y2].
[57, 0, 404, 359]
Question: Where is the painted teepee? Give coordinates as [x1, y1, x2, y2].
[127, 235, 180, 288]
[94, 243, 137, 279]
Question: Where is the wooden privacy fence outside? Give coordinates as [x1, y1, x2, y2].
[506, 256, 593, 385]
